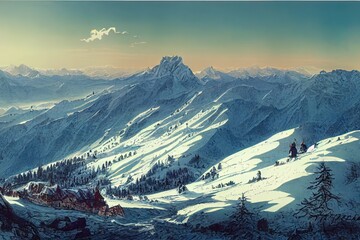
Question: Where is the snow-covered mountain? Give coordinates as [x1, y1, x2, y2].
[150, 56, 192, 79]
[195, 66, 237, 83]
[1, 56, 360, 177]
[0, 70, 113, 107]
[39, 68, 84, 77]
[292, 66, 321, 76]
[226, 66, 305, 79]
[2, 128, 360, 239]
[0, 64, 137, 80]
[195, 66, 228, 80]
[143, 56, 202, 89]
[81, 66, 139, 80]
[0, 64, 40, 78]
[0, 56, 360, 239]
[196, 66, 315, 84]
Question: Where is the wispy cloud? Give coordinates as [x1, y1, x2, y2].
[81, 27, 127, 43]
[130, 41, 147, 48]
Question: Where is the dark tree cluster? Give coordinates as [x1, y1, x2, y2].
[295, 162, 340, 228]
[248, 171, 263, 183]
[201, 165, 221, 181]
[112, 151, 137, 164]
[232, 193, 254, 226]
[108, 167, 194, 197]
[8, 157, 113, 190]
[85, 150, 97, 159]
[129, 167, 194, 194]
[212, 180, 235, 189]
[189, 154, 204, 168]
[346, 162, 360, 184]
[226, 193, 255, 238]
[145, 160, 169, 178]
[106, 186, 132, 199]
[11, 157, 85, 186]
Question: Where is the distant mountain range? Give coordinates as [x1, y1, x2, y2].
[195, 65, 320, 80]
[0, 64, 140, 80]
[0, 56, 359, 179]
[1, 63, 321, 81]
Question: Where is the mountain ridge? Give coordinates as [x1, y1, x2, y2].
[0, 56, 360, 179]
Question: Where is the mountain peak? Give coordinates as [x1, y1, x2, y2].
[149, 56, 198, 82]
[1, 64, 40, 78]
[152, 56, 186, 77]
[160, 56, 183, 66]
[204, 66, 216, 73]
[196, 66, 229, 80]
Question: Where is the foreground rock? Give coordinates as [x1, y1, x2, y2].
[8, 183, 124, 217]
[0, 193, 40, 239]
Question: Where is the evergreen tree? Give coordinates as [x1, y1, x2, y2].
[229, 193, 254, 235]
[37, 166, 43, 179]
[233, 193, 253, 224]
[295, 162, 340, 226]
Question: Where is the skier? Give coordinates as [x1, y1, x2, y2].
[257, 171, 262, 181]
[289, 142, 298, 160]
[300, 141, 307, 153]
[211, 166, 217, 180]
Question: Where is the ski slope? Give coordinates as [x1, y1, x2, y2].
[142, 128, 359, 227]
[3, 128, 360, 239]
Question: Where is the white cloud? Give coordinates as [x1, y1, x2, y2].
[130, 41, 147, 47]
[81, 27, 127, 43]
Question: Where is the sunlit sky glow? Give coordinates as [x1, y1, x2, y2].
[0, 2, 360, 71]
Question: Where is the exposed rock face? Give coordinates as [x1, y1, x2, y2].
[11, 183, 125, 217]
[98, 204, 125, 216]
[0, 193, 40, 239]
[75, 228, 91, 239]
[148, 56, 202, 89]
[46, 217, 87, 231]
[27, 182, 46, 194]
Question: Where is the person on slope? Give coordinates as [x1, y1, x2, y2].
[300, 141, 307, 153]
[257, 171, 262, 181]
[289, 142, 298, 160]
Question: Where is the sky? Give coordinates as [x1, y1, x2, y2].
[0, 2, 360, 71]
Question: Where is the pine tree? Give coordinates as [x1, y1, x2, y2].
[295, 162, 340, 226]
[233, 193, 253, 225]
[37, 166, 43, 179]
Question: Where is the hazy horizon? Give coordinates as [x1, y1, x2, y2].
[0, 58, 325, 75]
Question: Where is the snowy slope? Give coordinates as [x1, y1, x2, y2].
[107, 128, 360, 236]
[1, 56, 360, 181]
[150, 128, 360, 227]
[0, 56, 201, 176]
[3, 129, 360, 239]
[1, 53, 360, 238]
